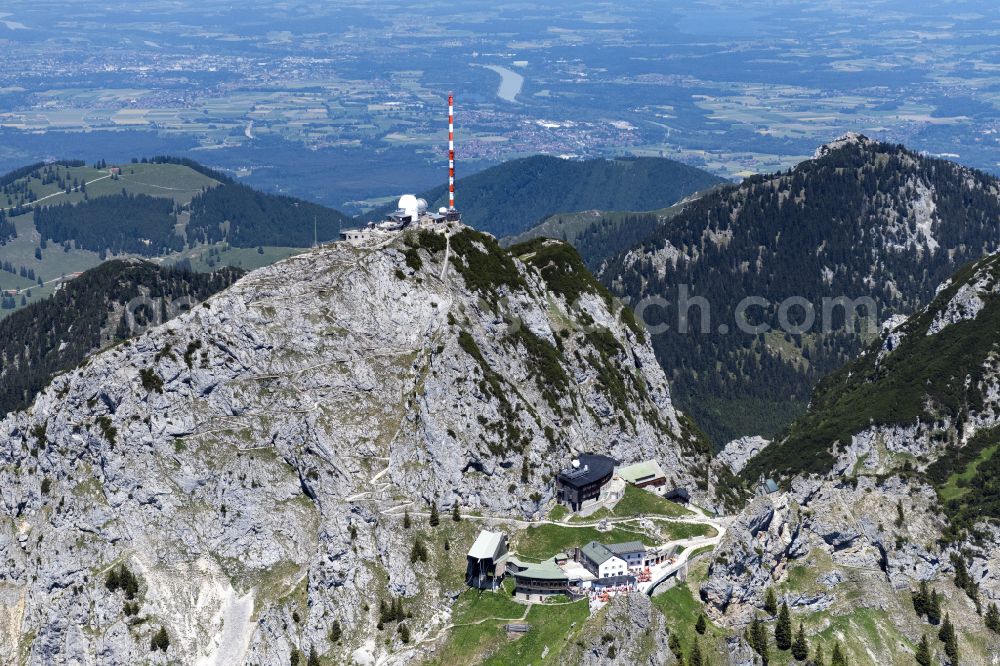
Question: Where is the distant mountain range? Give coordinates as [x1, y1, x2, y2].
[363, 155, 724, 238]
[557, 135, 1000, 446]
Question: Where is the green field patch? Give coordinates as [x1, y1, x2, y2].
[546, 504, 570, 522]
[608, 485, 692, 518]
[482, 599, 589, 665]
[938, 442, 999, 502]
[807, 605, 913, 665]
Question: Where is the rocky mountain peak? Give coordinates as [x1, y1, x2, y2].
[0, 227, 707, 664]
[812, 131, 877, 158]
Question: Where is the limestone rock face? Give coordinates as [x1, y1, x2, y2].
[716, 436, 770, 475]
[699, 495, 801, 623]
[558, 592, 671, 666]
[0, 230, 707, 665]
[700, 474, 952, 626]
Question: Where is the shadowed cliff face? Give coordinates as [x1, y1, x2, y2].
[0, 229, 706, 665]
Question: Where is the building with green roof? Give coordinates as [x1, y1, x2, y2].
[507, 556, 571, 601]
[616, 459, 667, 489]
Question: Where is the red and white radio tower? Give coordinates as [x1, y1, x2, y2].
[448, 92, 456, 210]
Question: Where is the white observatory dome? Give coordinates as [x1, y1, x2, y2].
[416, 198, 428, 213]
[397, 194, 420, 221]
[439, 207, 448, 214]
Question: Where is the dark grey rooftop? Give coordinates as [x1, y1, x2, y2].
[556, 454, 617, 489]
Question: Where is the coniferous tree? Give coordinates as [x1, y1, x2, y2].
[927, 589, 941, 625]
[831, 642, 847, 666]
[747, 615, 769, 664]
[403, 509, 411, 529]
[814, 643, 825, 666]
[944, 630, 958, 663]
[695, 613, 707, 635]
[429, 501, 439, 527]
[689, 639, 703, 666]
[938, 612, 953, 642]
[985, 602, 1000, 633]
[150, 626, 169, 652]
[938, 612, 958, 662]
[915, 634, 931, 666]
[913, 581, 929, 617]
[329, 620, 342, 643]
[452, 501, 461, 521]
[307, 645, 320, 666]
[669, 633, 683, 661]
[775, 602, 792, 650]
[953, 555, 970, 591]
[952, 552, 979, 603]
[105, 567, 120, 592]
[410, 538, 428, 563]
[791, 622, 809, 661]
[764, 588, 778, 615]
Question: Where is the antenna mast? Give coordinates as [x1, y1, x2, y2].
[448, 92, 455, 210]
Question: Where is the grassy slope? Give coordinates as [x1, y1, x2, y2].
[938, 442, 999, 502]
[772, 550, 996, 665]
[609, 485, 692, 519]
[433, 592, 589, 666]
[483, 601, 589, 665]
[650, 569, 726, 664]
[511, 523, 660, 561]
[523, 487, 707, 559]
[561, 487, 696, 524]
[648, 558, 998, 666]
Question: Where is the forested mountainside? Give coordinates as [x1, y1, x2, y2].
[603, 134, 1000, 445]
[185, 182, 349, 248]
[0, 260, 241, 416]
[0, 229, 710, 664]
[31, 178, 347, 255]
[746, 250, 1000, 533]
[35, 194, 183, 256]
[502, 186, 719, 273]
[365, 155, 724, 238]
[0, 159, 87, 242]
[698, 251, 1000, 664]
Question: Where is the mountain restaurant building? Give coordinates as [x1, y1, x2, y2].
[555, 454, 617, 512]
